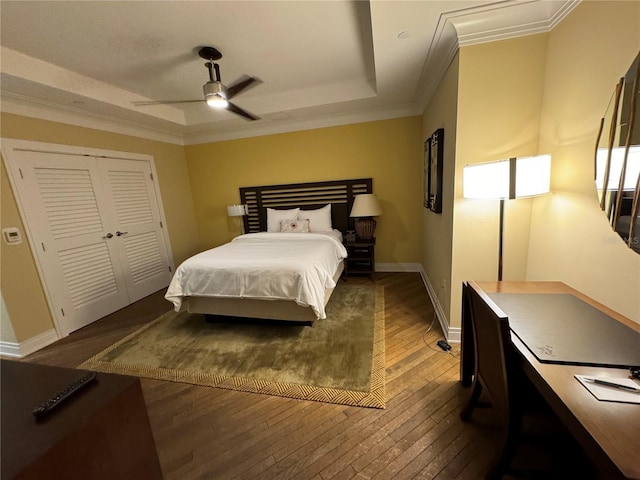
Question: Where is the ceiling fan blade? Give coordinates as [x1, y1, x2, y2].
[225, 75, 262, 100]
[227, 101, 260, 121]
[132, 99, 204, 106]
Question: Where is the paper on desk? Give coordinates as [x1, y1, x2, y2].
[575, 375, 640, 404]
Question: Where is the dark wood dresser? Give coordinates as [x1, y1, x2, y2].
[1, 360, 162, 479]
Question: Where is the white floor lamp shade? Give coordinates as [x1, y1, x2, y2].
[463, 154, 551, 280]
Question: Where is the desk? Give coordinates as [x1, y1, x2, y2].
[1, 360, 163, 480]
[460, 281, 640, 480]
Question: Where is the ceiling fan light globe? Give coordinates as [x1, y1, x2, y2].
[203, 81, 227, 108]
[206, 95, 228, 108]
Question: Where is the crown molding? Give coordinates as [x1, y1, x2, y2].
[182, 102, 420, 145]
[1, 93, 185, 145]
[2, 90, 418, 146]
[2, 1, 580, 146]
[415, 0, 580, 111]
[453, 0, 580, 47]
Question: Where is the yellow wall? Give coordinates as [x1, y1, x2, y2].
[528, 0, 640, 322]
[184, 117, 424, 263]
[6, 0, 638, 347]
[421, 53, 460, 325]
[427, 1, 640, 333]
[446, 33, 548, 330]
[0, 293, 17, 343]
[1, 113, 200, 342]
[0, 160, 51, 341]
[0, 113, 423, 345]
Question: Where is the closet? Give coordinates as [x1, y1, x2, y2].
[2, 140, 173, 337]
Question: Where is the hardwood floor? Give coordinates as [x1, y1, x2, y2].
[15, 273, 577, 479]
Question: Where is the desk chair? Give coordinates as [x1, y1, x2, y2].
[461, 281, 520, 479]
[460, 281, 594, 480]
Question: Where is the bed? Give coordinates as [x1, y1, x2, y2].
[165, 178, 373, 323]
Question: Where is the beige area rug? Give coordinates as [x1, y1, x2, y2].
[80, 284, 385, 409]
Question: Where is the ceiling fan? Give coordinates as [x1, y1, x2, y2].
[132, 46, 262, 121]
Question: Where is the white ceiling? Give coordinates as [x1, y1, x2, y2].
[0, 0, 577, 145]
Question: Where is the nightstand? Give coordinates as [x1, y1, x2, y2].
[343, 238, 375, 280]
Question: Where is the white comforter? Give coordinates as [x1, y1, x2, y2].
[165, 232, 348, 319]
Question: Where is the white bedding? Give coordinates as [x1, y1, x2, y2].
[165, 231, 347, 319]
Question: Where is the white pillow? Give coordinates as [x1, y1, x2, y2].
[267, 208, 300, 232]
[280, 219, 310, 233]
[298, 204, 332, 232]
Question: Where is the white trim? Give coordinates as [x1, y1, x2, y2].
[183, 103, 419, 145]
[0, 1, 578, 146]
[2, 92, 419, 147]
[447, 326, 462, 343]
[415, 0, 579, 112]
[1, 94, 185, 146]
[373, 262, 460, 341]
[414, 9, 461, 113]
[375, 262, 421, 272]
[2, 138, 158, 161]
[1, 138, 175, 338]
[0, 292, 17, 344]
[147, 157, 175, 273]
[418, 266, 460, 343]
[0, 328, 59, 358]
[452, 0, 580, 47]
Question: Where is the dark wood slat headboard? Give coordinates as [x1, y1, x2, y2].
[240, 178, 372, 233]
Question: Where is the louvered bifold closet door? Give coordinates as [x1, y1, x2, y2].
[98, 159, 172, 302]
[13, 152, 130, 336]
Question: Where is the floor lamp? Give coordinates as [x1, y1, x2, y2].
[463, 154, 551, 281]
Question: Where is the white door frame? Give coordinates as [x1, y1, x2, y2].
[1, 138, 175, 338]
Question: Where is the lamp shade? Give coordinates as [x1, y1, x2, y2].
[515, 154, 551, 197]
[226, 204, 248, 217]
[350, 194, 383, 217]
[463, 154, 551, 200]
[463, 153, 551, 282]
[463, 160, 510, 199]
[595, 146, 640, 190]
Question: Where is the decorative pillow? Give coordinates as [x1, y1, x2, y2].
[267, 207, 300, 232]
[279, 219, 310, 233]
[298, 204, 332, 232]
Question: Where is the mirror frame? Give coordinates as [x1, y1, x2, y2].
[595, 52, 640, 253]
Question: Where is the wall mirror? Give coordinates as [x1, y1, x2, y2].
[424, 128, 444, 214]
[595, 52, 640, 253]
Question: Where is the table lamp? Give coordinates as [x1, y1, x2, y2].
[463, 154, 551, 281]
[227, 204, 248, 235]
[350, 194, 382, 240]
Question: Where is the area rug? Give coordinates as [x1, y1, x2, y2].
[80, 284, 385, 408]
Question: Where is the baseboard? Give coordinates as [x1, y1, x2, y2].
[0, 328, 59, 358]
[418, 267, 460, 343]
[376, 262, 421, 272]
[374, 262, 460, 341]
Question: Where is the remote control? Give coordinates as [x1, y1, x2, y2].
[32, 372, 97, 419]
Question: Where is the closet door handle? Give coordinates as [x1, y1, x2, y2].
[115, 231, 128, 237]
[102, 233, 113, 239]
